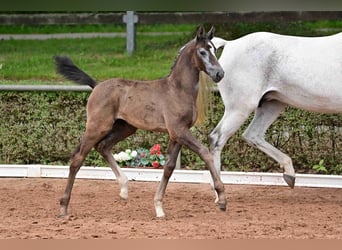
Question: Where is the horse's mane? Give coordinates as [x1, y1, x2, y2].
[168, 39, 195, 75]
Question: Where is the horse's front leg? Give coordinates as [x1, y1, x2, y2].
[208, 110, 251, 202]
[154, 140, 181, 218]
[176, 129, 227, 212]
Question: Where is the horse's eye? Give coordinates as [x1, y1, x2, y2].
[200, 50, 207, 56]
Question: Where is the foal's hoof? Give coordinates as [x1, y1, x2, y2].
[283, 174, 296, 189]
[119, 187, 128, 200]
[59, 207, 68, 219]
[58, 214, 68, 220]
[217, 202, 227, 212]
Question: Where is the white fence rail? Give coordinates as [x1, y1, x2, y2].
[1, 165, 341, 188]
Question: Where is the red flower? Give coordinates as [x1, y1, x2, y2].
[152, 161, 160, 169]
[150, 144, 161, 155]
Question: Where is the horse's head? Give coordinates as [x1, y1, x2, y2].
[194, 26, 224, 83]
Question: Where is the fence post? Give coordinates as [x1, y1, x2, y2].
[123, 11, 138, 55]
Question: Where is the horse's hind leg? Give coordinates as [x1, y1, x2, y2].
[153, 140, 181, 217]
[95, 119, 137, 200]
[242, 100, 296, 188]
[60, 112, 116, 218]
[60, 128, 110, 218]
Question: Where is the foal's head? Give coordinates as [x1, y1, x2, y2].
[192, 26, 224, 83]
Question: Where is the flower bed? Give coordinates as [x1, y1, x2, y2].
[113, 144, 166, 169]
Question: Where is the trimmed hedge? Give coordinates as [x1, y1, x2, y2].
[0, 91, 341, 175]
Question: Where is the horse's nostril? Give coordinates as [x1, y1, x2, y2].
[216, 70, 224, 81]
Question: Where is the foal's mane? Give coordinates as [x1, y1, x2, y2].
[168, 39, 195, 75]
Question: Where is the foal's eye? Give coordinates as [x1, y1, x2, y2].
[200, 51, 207, 56]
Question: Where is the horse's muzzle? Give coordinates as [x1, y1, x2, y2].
[213, 69, 224, 83]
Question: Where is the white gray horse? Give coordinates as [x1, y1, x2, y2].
[209, 32, 342, 189]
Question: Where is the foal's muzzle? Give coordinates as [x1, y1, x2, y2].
[212, 69, 224, 83]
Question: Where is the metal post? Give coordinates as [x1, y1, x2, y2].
[122, 11, 138, 55]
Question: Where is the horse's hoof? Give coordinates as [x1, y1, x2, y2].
[283, 173, 295, 189]
[119, 188, 128, 200]
[217, 202, 227, 212]
[58, 214, 68, 220]
[119, 196, 128, 201]
[59, 207, 68, 219]
[156, 213, 166, 219]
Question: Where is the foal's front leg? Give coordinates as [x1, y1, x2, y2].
[176, 129, 227, 212]
[154, 140, 181, 217]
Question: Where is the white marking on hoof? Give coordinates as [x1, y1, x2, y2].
[154, 200, 165, 218]
[214, 190, 219, 204]
[118, 176, 129, 200]
[120, 190, 128, 200]
[119, 185, 128, 200]
[59, 207, 68, 219]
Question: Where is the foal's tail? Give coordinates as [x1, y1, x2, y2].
[54, 56, 97, 89]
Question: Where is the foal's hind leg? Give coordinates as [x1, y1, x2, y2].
[60, 127, 112, 218]
[154, 140, 181, 217]
[242, 100, 296, 188]
[95, 119, 137, 200]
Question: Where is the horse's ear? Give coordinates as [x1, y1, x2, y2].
[196, 25, 205, 41]
[207, 26, 215, 40]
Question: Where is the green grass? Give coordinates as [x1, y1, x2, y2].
[0, 23, 197, 34]
[304, 20, 342, 29]
[0, 23, 197, 84]
[0, 35, 191, 83]
[2, 21, 342, 85]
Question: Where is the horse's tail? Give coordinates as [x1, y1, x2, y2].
[54, 56, 97, 89]
[211, 37, 228, 50]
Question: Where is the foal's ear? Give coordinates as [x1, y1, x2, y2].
[207, 26, 215, 40]
[196, 25, 206, 41]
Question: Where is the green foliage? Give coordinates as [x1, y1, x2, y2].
[0, 91, 169, 167]
[1, 91, 341, 174]
[312, 160, 328, 174]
